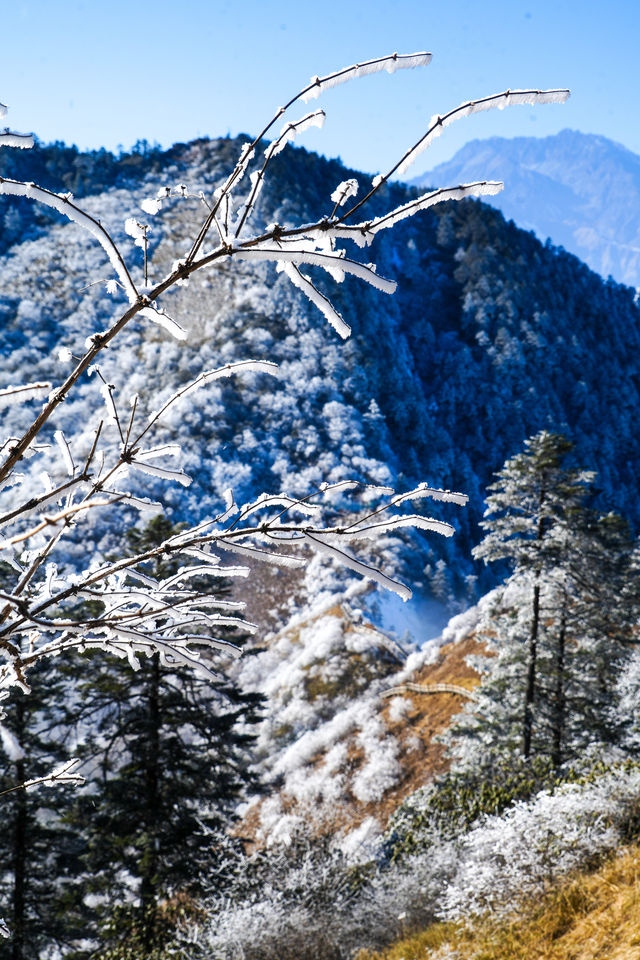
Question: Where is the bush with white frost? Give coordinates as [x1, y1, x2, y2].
[440, 762, 640, 919]
[185, 762, 640, 959]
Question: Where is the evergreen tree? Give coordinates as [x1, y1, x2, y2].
[538, 509, 633, 765]
[0, 628, 83, 960]
[610, 541, 640, 755]
[65, 517, 263, 958]
[448, 432, 634, 770]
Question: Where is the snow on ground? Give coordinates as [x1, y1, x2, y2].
[233, 574, 481, 846]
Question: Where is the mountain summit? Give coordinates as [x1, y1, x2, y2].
[414, 129, 640, 288]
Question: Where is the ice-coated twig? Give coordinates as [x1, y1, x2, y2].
[129, 460, 192, 486]
[341, 481, 468, 531]
[0, 497, 123, 548]
[0, 381, 52, 407]
[234, 110, 326, 237]
[186, 52, 431, 264]
[0, 476, 86, 530]
[355, 181, 504, 239]
[139, 305, 188, 341]
[137, 359, 279, 443]
[0, 132, 35, 149]
[215, 539, 307, 568]
[280, 262, 351, 339]
[232, 246, 396, 294]
[0, 758, 84, 797]
[395, 88, 570, 178]
[334, 514, 456, 539]
[230, 491, 320, 527]
[301, 52, 432, 103]
[339, 87, 570, 223]
[53, 430, 75, 477]
[304, 532, 412, 601]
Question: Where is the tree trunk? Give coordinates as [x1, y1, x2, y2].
[523, 488, 547, 758]
[523, 581, 540, 758]
[140, 652, 161, 956]
[551, 606, 567, 769]
[11, 701, 27, 960]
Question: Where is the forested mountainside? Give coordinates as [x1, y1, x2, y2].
[3, 132, 640, 960]
[0, 137, 183, 255]
[415, 129, 640, 288]
[2, 135, 640, 602]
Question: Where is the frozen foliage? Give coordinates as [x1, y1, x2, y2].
[2, 55, 525, 699]
[0, 59, 569, 946]
[235, 598, 411, 839]
[0, 52, 564, 700]
[189, 760, 640, 959]
[330, 178, 358, 207]
[301, 52, 433, 103]
[440, 763, 640, 918]
[445, 433, 636, 771]
[395, 88, 570, 177]
[0, 132, 34, 149]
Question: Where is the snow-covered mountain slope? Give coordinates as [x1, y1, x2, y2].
[4, 133, 640, 864]
[413, 129, 640, 288]
[232, 570, 485, 846]
[2, 135, 640, 604]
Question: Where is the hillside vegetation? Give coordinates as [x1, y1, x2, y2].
[357, 842, 640, 960]
[3, 129, 640, 959]
[2, 135, 640, 600]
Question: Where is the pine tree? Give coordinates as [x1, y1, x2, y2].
[606, 540, 640, 756]
[448, 432, 634, 770]
[65, 517, 263, 958]
[0, 610, 83, 960]
[539, 508, 633, 765]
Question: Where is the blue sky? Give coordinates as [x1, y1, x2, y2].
[2, 0, 638, 178]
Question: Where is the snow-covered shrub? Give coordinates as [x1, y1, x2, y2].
[440, 761, 640, 919]
[181, 828, 367, 960]
[179, 759, 640, 960]
[383, 753, 561, 863]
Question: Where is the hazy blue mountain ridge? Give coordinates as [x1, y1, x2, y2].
[415, 129, 640, 288]
[1, 135, 639, 601]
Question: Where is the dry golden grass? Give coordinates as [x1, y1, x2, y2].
[356, 843, 640, 960]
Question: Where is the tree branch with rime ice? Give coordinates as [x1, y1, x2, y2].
[0, 55, 568, 699]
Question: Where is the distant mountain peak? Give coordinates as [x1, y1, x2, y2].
[413, 130, 640, 288]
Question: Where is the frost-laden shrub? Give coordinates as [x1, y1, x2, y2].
[181, 830, 367, 960]
[383, 754, 561, 863]
[187, 763, 640, 959]
[439, 762, 640, 919]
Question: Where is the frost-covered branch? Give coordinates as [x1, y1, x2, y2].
[0, 178, 138, 302]
[338, 87, 570, 223]
[185, 51, 432, 263]
[0, 60, 567, 694]
[0, 759, 84, 797]
[0, 479, 464, 690]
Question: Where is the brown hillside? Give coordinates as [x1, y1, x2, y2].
[241, 604, 486, 842]
[370, 630, 486, 827]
